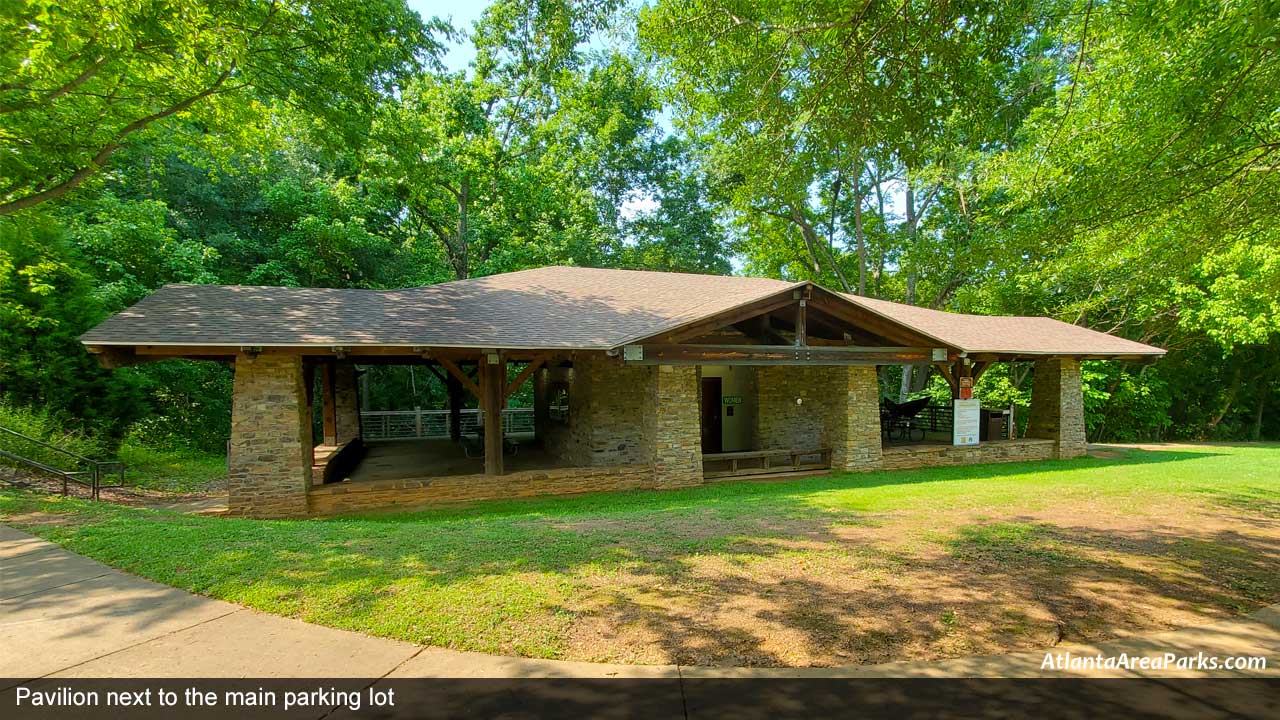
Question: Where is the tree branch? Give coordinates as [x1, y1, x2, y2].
[0, 64, 236, 216]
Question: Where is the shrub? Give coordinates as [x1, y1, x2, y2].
[0, 402, 107, 471]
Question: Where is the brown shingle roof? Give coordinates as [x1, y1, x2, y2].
[80, 265, 1164, 357]
[80, 267, 798, 350]
[841, 294, 1164, 356]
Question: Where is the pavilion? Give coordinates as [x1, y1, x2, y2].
[80, 266, 1164, 517]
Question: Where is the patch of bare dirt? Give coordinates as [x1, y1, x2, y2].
[557, 497, 1280, 667]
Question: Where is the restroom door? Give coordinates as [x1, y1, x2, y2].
[701, 377, 723, 454]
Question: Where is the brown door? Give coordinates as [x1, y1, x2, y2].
[701, 376, 723, 454]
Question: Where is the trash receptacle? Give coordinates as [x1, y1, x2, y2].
[980, 409, 1008, 441]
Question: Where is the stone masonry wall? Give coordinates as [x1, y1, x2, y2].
[333, 361, 361, 444]
[755, 366, 838, 451]
[1026, 357, 1088, 459]
[308, 464, 655, 515]
[651, 364, 703, 487]
[563, 353, 657, 466]
[826, 365, 884, 471]
[756, 365, 882, 471]
[881, 439, 1056, 470]
[228, 354, 313, 517]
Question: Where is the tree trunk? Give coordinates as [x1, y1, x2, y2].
[873, 164, 888, 297]
[853, 156, 867, 296]
[898, 180, 918, 402]
[1253, 389, 1266, 441]
[456, 173, 471, 280]
[1207, 365, 1243, 434]
[789, 205, 852, 292]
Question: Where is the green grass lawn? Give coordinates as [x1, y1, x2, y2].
[2, 444, 1278, 667]
[116, 442, 227, 493]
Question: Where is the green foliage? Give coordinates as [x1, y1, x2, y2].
[116, 440, 227, 492]
[0, 402, 106, 469]
[0, 0, 440, 215]
[1, 0, 1275, 451]
[123, 361, 233, 453]
[0, 216, 148, 439]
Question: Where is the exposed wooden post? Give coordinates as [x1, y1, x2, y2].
[447, 373, 463, 442]
[953, 360, 973, 400]
[533, 366, 549, 443]
[481, 353, 506, 475]
[303, 362, 317, 466]
[320, 362, 337, 445]
[795, 299, 807, 347]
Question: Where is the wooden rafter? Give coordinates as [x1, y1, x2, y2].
[641, 291, 800, 344]
[422, 363, 447, 384]
[805, 292, 944, 349]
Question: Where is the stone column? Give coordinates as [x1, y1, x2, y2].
[827, 365, 884, 471]
[228, 354, 313, 517]
[332, 361, 360, 445]
[652, 365, 703, 488]
[1026, 357, 1088, 459]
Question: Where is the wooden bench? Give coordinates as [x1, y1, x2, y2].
[701, 448, 832, 479]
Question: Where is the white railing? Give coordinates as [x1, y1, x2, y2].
[360, 407, 564, 441]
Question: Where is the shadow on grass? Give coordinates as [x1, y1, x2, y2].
[603, 514, 1280, 665]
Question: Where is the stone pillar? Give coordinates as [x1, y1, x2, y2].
[228, 354, 313, 517]
[332, 361, 360, 445]
[1026, 357, 1088, 459]
[652, 365, 703, 487]
[827, 365, 884, 471]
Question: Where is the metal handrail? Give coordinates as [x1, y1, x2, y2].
[0, 426, 125, 500]
[0, 425, 97, 465]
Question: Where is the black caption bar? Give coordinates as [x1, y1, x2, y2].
[4, 678, 1278, 720]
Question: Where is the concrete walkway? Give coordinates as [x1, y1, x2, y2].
[2, 525, 1277, 684]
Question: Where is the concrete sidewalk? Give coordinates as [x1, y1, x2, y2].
[2, 525, 1277, 683]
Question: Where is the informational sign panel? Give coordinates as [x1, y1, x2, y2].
[722, 395, 743, 405]
[953, 398, 981, 446]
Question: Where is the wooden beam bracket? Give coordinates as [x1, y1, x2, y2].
[503, 355, 549, 402]
[438, 356, 482, 399]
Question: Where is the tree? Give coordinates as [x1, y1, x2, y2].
[366, 0, 661, 279]
[0, 0, 441, 215]
[973, 0, 1280, 438]
[639, 0, 1057, 292]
